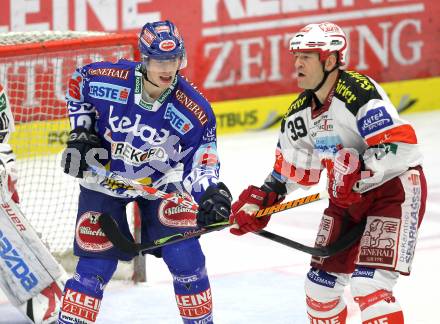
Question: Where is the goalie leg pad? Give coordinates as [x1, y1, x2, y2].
[0, 199, 68, 323]
[163, 238, 213, 324]
[0, 201, 63, 305]
[351, 267, 403, 323]
[58, 257, 117, 324]
[304, 267, 350, 323]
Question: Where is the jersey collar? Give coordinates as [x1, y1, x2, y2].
[133, 65, 178, 112]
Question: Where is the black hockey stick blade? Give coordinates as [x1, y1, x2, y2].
[98, 213, 137, 254]
[99, 213, 229, 255]
[255, 217, 366, 257]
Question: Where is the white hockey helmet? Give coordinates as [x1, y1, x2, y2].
[289, 22, 348, 67]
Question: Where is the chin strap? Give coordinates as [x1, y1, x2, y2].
[141, 67, 160, 88]
[312, 63, 339, 93]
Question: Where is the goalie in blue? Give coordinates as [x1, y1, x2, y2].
[59, 20, 232, 324]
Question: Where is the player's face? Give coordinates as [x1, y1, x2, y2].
[293, 52, 324, 90]
[146, 58, 181, 89]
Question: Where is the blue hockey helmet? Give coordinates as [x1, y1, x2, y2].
[138, 20, 187, 70]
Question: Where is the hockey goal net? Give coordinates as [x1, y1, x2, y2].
[0, 31, 144, 280]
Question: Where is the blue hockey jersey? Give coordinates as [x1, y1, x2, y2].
[66, 59, 219, 202]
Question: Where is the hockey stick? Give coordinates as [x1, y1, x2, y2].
[256, 217, 366, 257]
[98, 189, 362, 257]
[85, 165, 199, 211]
[99, 213, 230, 254]
[99, 206, 364, 257]
[86, 165, 324, 213]
[89, 167, 363, 256]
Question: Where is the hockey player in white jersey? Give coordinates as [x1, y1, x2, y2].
[225, 22, 427, 324]
[0, 84, 67, 323]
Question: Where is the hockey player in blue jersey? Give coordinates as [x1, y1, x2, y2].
[58, 20, 232, 324]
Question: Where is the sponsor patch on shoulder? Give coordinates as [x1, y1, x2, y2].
[358, 106, 393, 137]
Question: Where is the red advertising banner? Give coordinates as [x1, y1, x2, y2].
[0, 0, 439, 103]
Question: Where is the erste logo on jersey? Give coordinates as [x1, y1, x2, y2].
[310, 115, 334, 138]
[358, 106, 393, 137]
[89, 82, 130, 104]
[164, 103, 194, 134]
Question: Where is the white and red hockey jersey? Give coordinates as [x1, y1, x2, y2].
[272, 70, 422, 194]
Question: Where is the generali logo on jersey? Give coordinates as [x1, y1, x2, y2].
[175, 90, 208, 125]
[88, 68, 130, 80]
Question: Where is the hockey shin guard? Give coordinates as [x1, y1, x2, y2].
[162, 239, 213, 324]
[351, 268, 403, 324]
[58, 257, 117, 324]
[304, 268, 350, 324]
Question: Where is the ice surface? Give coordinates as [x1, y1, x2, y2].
[1, 111, 439, 323]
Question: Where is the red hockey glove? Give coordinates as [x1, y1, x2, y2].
[328, 149, 364, 208]
[229, 186, 281, 236]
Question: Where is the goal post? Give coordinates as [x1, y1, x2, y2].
[0, 31, 145, 282]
